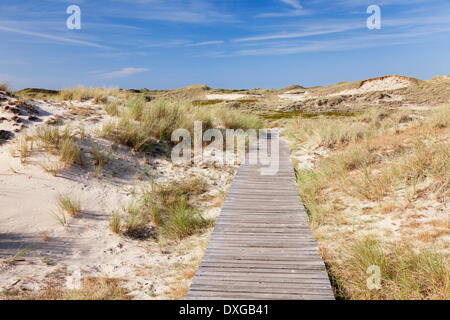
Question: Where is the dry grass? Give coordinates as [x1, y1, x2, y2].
[285, 103, 450, 300]
[218, 108, 263, 130]
[128, 96, 146, 120]
[90, 141, 109, 178]
[101, 98, 263, 154]
[58, 86, 121, 104]
[35, 126, 63, 150]
[3, 245, 32, 264]
[13, 127, 83, 170]
[101, 116, 153, 152]
[42, 162, 64, 177]
[118, 178, 212, 241]
[144, 179, 212, 240]
[3, 277, 130, 300]
[35, 126, 84, 168]
[427, 103, 450, 129]
[56, 193, 81, 217]
[110, 211, 122, 234]
[20, 126, 115, 179]
[59, 137, 83, 167]
[17, 133, 33, 163]
[327, 238, 449, 300]
[105, 102, 120, 116]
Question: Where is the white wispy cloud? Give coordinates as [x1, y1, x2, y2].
[228, 28, 450, 57]
[144, 40, 192, 48]
[186, 40, 225, 46]
[280, 0, 303, 10]
[107, 0, 235, 23]
[232, 26, 357, 42]
[100, 67, 149, 79]
[256, 0, 308, 18]
[0, 25, 111, 49]
[144, 39, 224, 48]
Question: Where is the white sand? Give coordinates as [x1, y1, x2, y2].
[278, 91, 308, 102]
[205, 94, 259, 101]
[331, 76, 413, 96]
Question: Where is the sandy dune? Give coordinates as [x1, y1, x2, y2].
[205, 94, 260, 101]
[0, 93, 237, 299]
[330, 75, 414, 96]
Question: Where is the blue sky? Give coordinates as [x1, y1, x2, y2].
[1, 0, 450, 90]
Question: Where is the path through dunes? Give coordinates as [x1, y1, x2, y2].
[187, 131, 334, 300]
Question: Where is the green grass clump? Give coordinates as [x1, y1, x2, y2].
[219, 109, 263, 130]
[101, 114, 153, 152]
[90, 142, 109, 178]
[428, 103, 450, 129]
[34, 126, 83, 168]
[4, 277, 131, 300]
[56, 193, 82, 217]
[142, 179, 212, 240]
[101, 99, 216, 150]
[100, 97, 262, 155]
[35, 126, 62, 150]
[59, 137, 83, 167]
[330, 237, 449, 300]
[128, 96, 146, 120]
[104, 102, 120, 116]
[109, 212, 122, 234]
[58, 86, 119, 103]
[192, 99, 224, 106]
[119, 178, 211, 241]
[4, 245, 33, 264]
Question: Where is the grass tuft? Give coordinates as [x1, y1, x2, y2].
[90, 141, 109, 178]
[118, 178, 212, 241]
[56, 193, 81, 218]
[105, 102, 120, 116]
[5, 277, 131, 300]
[109, 212, 122, 234]
[329, 238, 449, 300]
[34, 126, 84, 169]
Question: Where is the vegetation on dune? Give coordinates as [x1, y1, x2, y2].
[112, 178, 212, 242]
[292, 105, 449, 224]
[14, 88, 59, 100]
[58, 86, 121, 104]
[192, 99, 259, 106]
[13, 124, 116, 180]
[90, 141, 109, 178]
[104, 102, 120, 116]
[142, 178, 212, 240]
[101, 98, 262, 152]
[3, 277, 130, 300]
[218, 108, 263, 130]
[328, 238, 449, 300]
[34, 126, 84, 167]
[0, 82, 10, 93]
[56, 193, 82, 218]
[284, 103, 450, 300]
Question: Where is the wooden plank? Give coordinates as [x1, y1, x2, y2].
[187, 291, 334, 300]
[187, 131, 334, 300]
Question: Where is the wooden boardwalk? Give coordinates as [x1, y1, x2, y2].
[187, 131, 334, 300]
